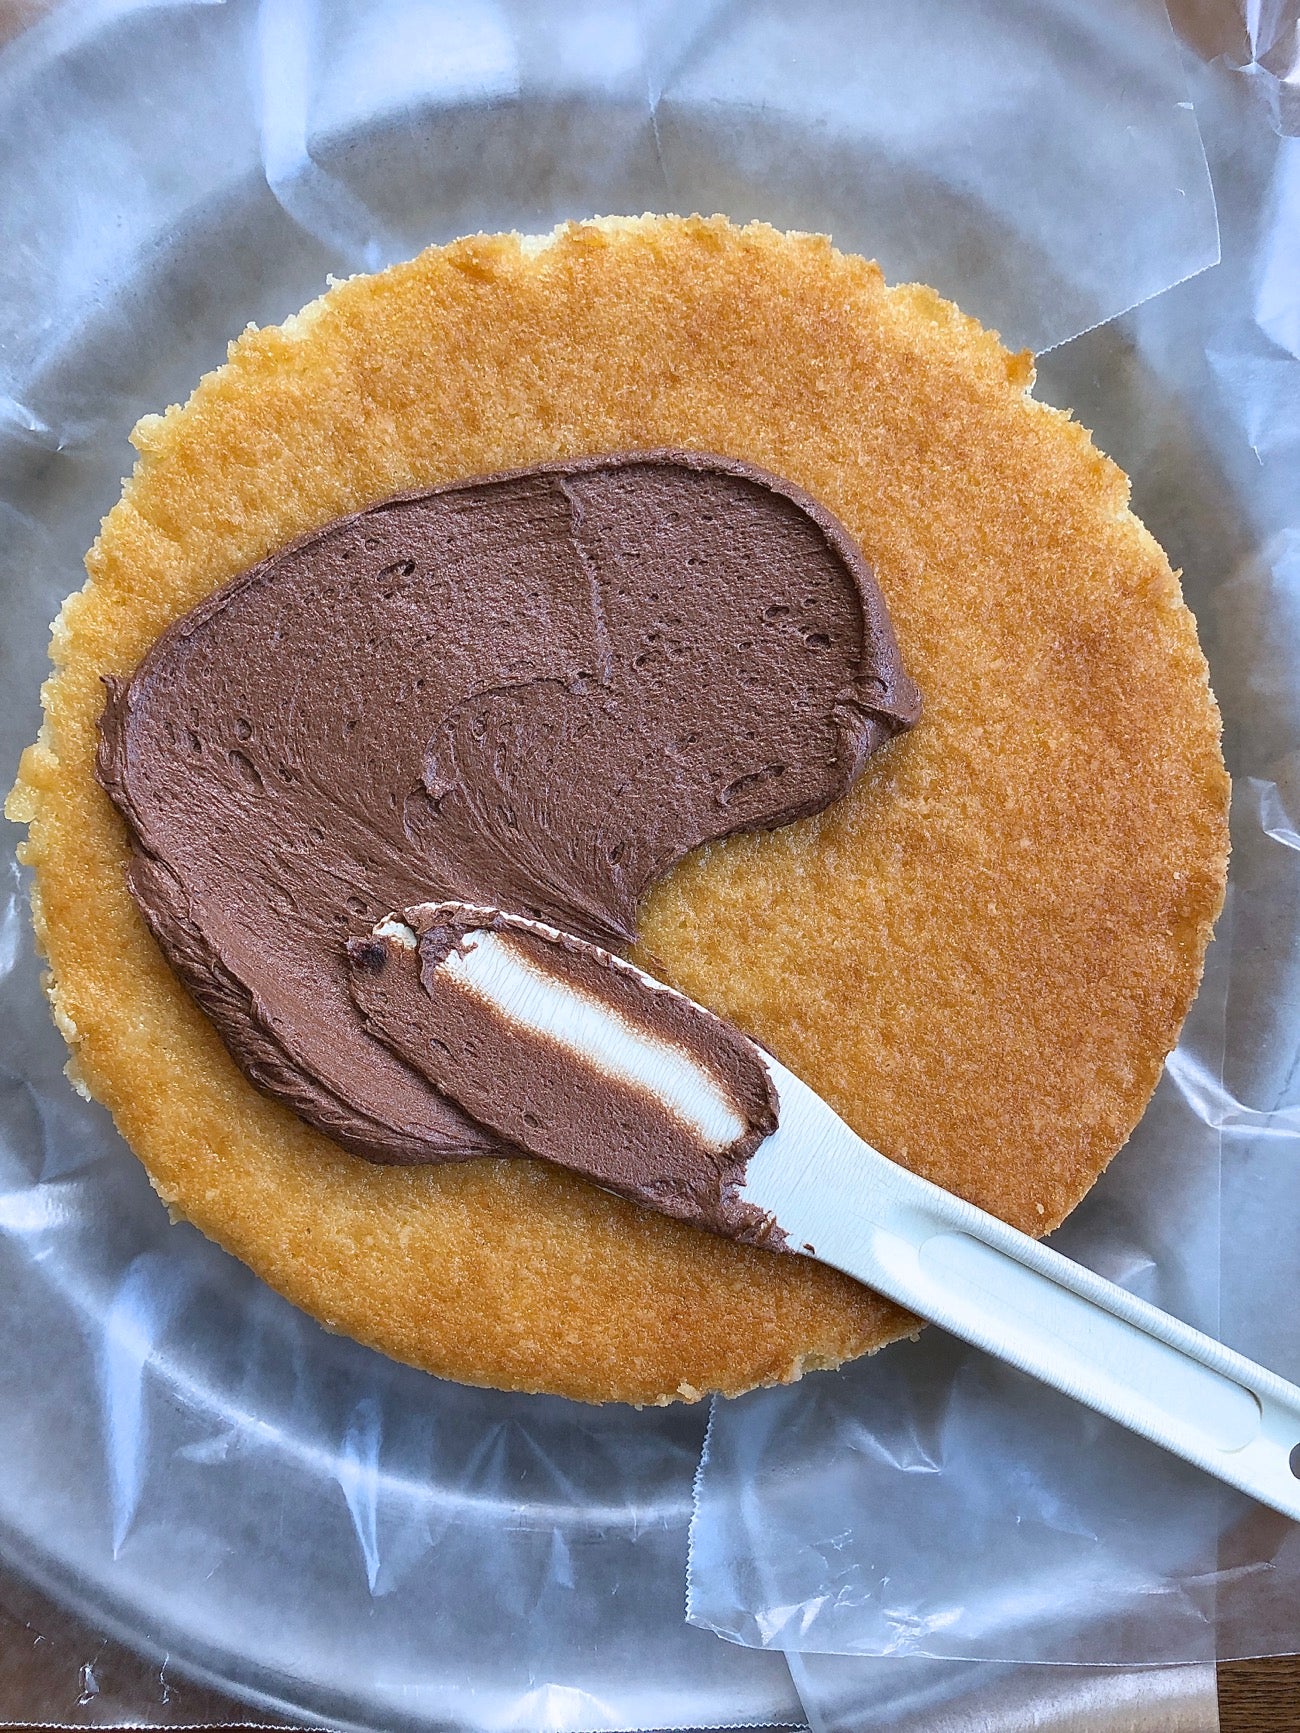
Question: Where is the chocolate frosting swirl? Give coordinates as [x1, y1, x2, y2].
[97, 450, 919, 1167]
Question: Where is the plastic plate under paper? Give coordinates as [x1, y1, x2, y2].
[0, 0, 1230, 1729]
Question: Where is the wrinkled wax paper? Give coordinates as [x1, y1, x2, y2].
[688, 17, 1300, 1716]
[0, 0, 1256, 1727]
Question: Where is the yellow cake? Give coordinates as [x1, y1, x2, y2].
[7, 215, 1229, 1405]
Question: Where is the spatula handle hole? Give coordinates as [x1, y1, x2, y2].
[1290, 1443, 1300, 1479]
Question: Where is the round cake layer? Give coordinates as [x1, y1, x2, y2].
[8, 215, 1229, 1405]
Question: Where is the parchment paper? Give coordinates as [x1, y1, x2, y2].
[0, 0, 1262, 1728]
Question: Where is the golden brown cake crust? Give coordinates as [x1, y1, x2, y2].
[7, 216, 1229, 1405]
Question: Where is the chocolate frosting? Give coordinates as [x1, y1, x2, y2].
[97, 450, 919, 1168]
[349, 905, 784, 1243]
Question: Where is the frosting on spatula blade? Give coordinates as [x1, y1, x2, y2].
[347, 903, 784, 1244]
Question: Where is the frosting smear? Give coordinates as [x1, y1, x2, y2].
[97, 450, 919, 1168]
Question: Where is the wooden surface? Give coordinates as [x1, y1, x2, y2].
[1218, 1655, 1300, 1730]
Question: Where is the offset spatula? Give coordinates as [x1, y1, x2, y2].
[389, 906, 1300, 1523]
[744, 1058, 1300, 1522]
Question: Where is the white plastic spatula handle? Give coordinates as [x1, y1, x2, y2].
[744, 1057, 1300, 1523]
